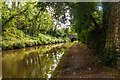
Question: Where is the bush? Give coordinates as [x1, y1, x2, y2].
[2, 29, 66, 50]
[14, 42, 25, 49]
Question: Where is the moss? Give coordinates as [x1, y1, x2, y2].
[103, 45, 118, 67]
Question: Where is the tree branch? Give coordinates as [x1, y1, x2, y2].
[89, 14, 100, 28]
[2, 8, 28, 27]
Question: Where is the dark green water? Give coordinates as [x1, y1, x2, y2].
[2, 43, 66, 78]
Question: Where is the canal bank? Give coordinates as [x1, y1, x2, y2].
[1, 31, 67, 50]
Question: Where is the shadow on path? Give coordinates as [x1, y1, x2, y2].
[53, 43, 120, 78]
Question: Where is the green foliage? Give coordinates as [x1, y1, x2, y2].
[71, 2, 102, 44]
[1, 2, 69, 50]
[70, 2, 118, 67]
[14, 42, 25, 49]
[67, 40, 79, 48]
[2, 2, 67, 35]
[2, 27, 65, 50]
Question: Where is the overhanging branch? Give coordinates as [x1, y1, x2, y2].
[2, 8, 28, 27]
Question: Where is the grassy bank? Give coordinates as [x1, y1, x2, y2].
[1, 28, 67, 50]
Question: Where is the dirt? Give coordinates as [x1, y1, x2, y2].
[53, 43, 120, 78]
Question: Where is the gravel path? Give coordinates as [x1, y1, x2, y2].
[53, 43, 120, 78]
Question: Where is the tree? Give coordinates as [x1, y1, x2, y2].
[71, 2, 102, 44]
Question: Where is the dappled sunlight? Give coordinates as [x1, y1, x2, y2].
[1, 1, 120, 79]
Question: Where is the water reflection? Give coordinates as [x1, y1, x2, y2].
[2, 43, 65, 78]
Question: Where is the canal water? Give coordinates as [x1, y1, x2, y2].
[2, 43, 120, 78]
[2, 43, 67, 78]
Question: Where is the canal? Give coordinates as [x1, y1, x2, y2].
[2, 43, 120, 78]
[2, 43, 67, 78]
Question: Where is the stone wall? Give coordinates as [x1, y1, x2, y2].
[105, 2, 120, 68]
